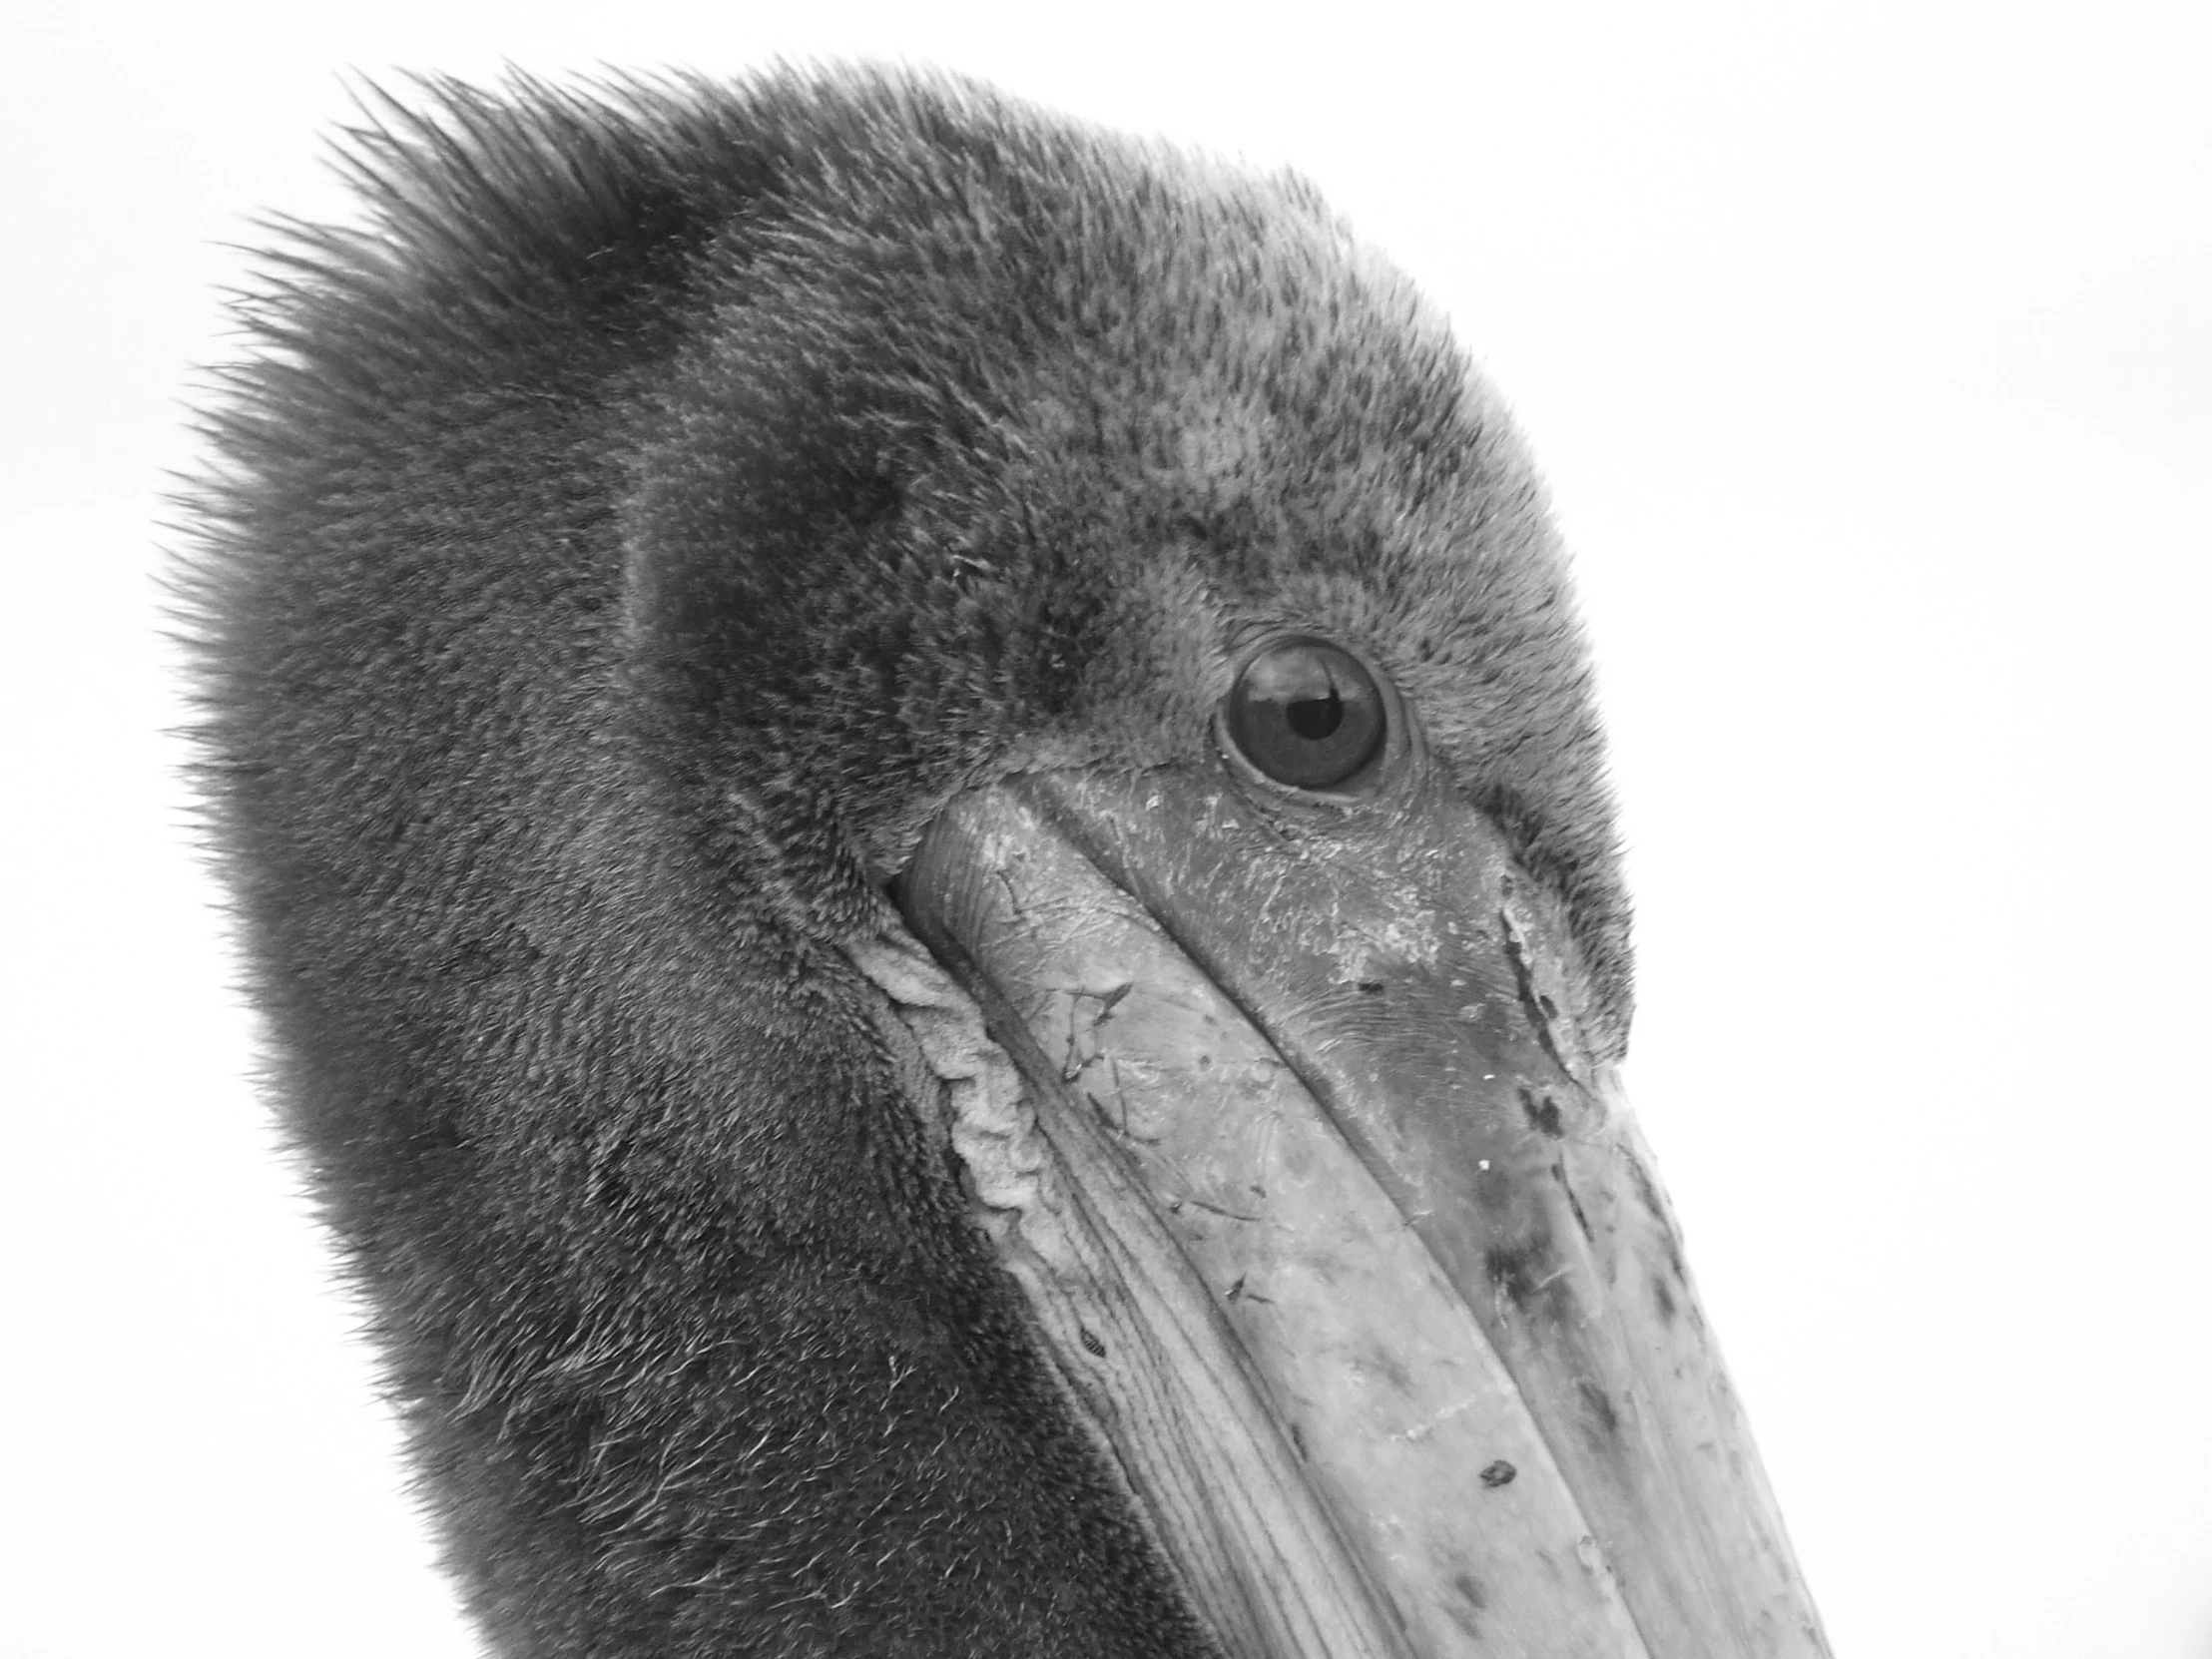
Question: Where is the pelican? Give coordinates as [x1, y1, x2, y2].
[184, 67, 1828, 1658]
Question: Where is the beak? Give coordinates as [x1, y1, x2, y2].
[890, 765, 1828, 1659]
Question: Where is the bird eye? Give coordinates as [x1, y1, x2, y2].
[1222, 636, 1388, 792]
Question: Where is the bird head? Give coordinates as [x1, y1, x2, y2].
[189, 67, 1825, 1659]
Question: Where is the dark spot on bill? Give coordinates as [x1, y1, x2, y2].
[1483, 1242, 1541, 1309]
[1578, 1380, 1620, 1439]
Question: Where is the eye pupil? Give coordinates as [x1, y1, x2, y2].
[1288, 689, 1344, 741]
[1222, 637, 1388, 792]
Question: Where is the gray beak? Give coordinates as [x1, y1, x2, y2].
[891, 765, 1828, 1659]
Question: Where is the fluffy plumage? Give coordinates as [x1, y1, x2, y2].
[182, 67, 1628, 1657]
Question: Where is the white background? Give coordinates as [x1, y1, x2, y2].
[5, 3, 2206, 1655]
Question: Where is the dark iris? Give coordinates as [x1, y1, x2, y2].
[1223, 636, 1387, 791]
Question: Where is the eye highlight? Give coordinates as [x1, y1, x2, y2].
[1222, 636, 1388, 792]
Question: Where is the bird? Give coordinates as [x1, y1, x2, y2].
[182, 67, 1828, 1659]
